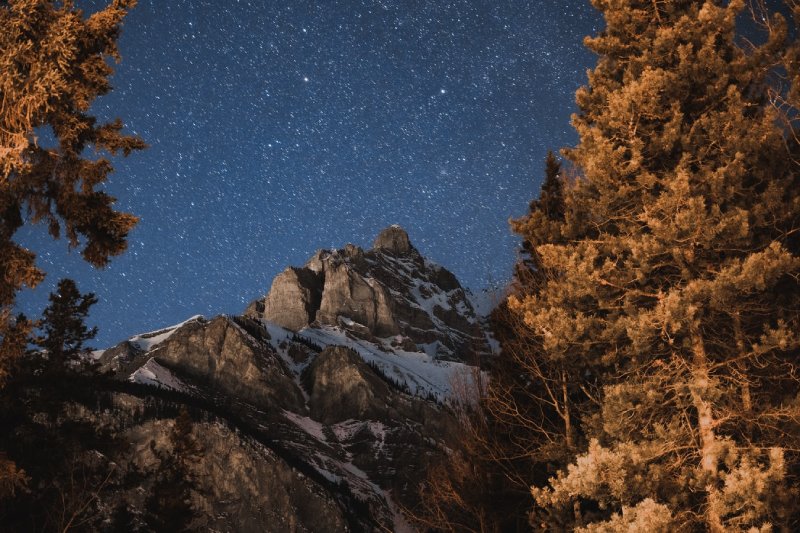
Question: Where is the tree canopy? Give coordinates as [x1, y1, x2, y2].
[0, 0, 143, 384]
[510, 1, 800, 530]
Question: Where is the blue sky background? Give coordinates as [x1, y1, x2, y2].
[17, 0, 601, 346]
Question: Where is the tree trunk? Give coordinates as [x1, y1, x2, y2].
[689, 324, 724, 533]
[561, 368, 573, 450]
[732, 312, 752, 413]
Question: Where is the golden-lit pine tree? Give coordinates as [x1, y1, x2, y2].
[511, 1, 800, 531]
[0, 0, 142, 497]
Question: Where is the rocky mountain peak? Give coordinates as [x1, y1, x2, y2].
[372, 224, 415, 255]
[250, 226, 491, 362]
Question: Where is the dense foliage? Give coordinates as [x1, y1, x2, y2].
[421, 1, 800, 531]
[512, 1, 800, 531]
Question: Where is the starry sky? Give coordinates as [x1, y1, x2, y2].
[17, 0, 601, 347]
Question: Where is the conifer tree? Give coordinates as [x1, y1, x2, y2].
[34, 278, 97, 373]
[515, 151, 564, 287]
[0, 0, 141, 502]
[511, 1, 800, 530]
[0, 0, 143, 385]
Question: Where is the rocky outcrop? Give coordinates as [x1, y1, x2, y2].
[301, 345, 462, 505]
[127, 415, 351, 533]
[373, 224, 414, 255]
[150, 316, 306, 413]
[316, 260, 398, 337]
[262, 267, 322, 331]
[305, 346, 391, 424]
[254, 225, 490, 361]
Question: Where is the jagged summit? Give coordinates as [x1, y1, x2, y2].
[372, 224, 415, 255]
[248, 226, 490, 362]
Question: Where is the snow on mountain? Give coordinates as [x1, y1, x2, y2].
[128, 314, 204, 351]
[129, 357, 191, 392]
[264, 320, 478, 403]
[92, 226, 494, 529]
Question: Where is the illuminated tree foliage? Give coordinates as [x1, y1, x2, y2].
[0, 0, 141, 497]
[510, 1, 800, 530]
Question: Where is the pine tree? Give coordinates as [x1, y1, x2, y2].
[511, 1, 800, 531]
[0, 0, 143, 384]
[515, 151, 564, 287]
[0, 0, 141, 496]
[34, 278, 97, 373]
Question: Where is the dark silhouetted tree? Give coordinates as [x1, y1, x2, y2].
[34, 278, 97, 374]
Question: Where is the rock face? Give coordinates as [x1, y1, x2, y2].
[373, 224, 414, 254]
[317, 260, 397, 337]
[262, 267, 322, 332]
[151, 316, 306, 413]
[305, 346, 391, 424]
[253, 225, 489, 362]
[126, 415, 352, 533]
[4, 390, 361, 533]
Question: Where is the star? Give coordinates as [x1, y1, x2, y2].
[16, 0, 603, 346]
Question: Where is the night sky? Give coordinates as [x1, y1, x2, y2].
[17, 0, 601, 347]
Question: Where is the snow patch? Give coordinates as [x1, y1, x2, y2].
[331, 419, 363, 442]
[295, 324, 475, 402]
[129, 358, 190, 392]
[283, 410, 327, 442]
[129, 315, 203, 351]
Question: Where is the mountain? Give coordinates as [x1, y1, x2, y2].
[3, 226, 496, 532]
[247, 225, 492, 364]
